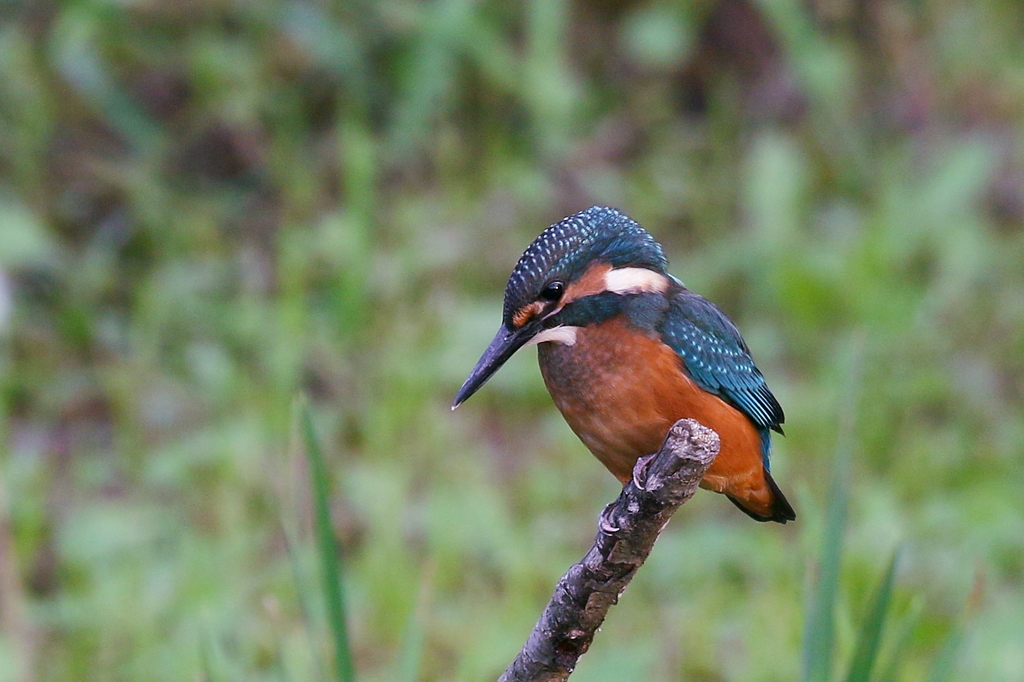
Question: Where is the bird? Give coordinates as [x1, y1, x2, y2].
[452, 206, 795, 523]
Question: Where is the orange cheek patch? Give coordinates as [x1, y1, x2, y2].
[563, 262, 612, 304]
[513, 301, 544, 328]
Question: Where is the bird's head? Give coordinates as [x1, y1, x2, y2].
[453, 206, 672, 408]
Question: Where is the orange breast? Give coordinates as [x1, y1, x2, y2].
[538, 316, 777, 517]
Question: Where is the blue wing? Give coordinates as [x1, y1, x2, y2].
[658, 291, 784, 462]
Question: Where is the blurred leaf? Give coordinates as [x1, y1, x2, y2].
[302, 401, 356, 682]
[621, 4, 694, 69]
[842, 550, 900, 682]
[523, 0, 579, 151]
[199, 620, 226, 682]
[925, 623, 964, 682]
[920, 140, 997, 224]
[801, 454, 846, 682]
[802, 334, 862, 682]
[0, 196, 56, 267]
[49, 5, 159, 147]
[745, 131, 807, 245]
[394, 560, 435, 682]
[392, 0, 474, 152]
[874, 600, 926, 682]
[281, 521, 328, 682]
[925, 576, 978, 682]
[282, 2, 370, 107]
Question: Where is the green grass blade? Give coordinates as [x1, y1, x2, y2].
[874, 599, 926, 682]
[925, 625, 963, 682]
[802, 333, 864, 682]
[925, 597, 970, 682]
[395, 617, 424, 682]
[199, 625, 218, 682]
[394, 560, 436, 682]
[199, 617, 228, 682]
[843, 550, 900, 682]
[301, 402, 356, 682]
[801, 466, 846, 682]
[281, 521, 328, 682]
[927, 572, 982, 682]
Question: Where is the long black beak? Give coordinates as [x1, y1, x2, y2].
[452, 322, 538, 409]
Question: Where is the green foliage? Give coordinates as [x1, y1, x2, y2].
[0, 0, 1020, 680]
[803, 342, 964, 682]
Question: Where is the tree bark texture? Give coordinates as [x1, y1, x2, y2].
[497, 418, 721, 682]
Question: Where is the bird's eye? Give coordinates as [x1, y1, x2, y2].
[539, 281, 564, 302]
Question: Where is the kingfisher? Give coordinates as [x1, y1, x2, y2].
[452, 206, 795, 523]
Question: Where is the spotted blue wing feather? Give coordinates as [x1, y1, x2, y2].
[659, 290, 784, 465]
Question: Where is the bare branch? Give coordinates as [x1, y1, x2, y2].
[497, 418, 720, 682]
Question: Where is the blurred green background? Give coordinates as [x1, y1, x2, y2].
[1, 0, 1023, 680]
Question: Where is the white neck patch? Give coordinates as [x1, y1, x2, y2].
[604, 267, 670, 296]
[526, 326, 578, 347]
